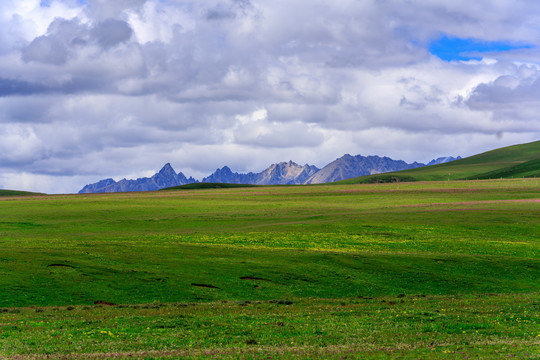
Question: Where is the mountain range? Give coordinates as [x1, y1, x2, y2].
[78, 154, 461, 193]
[78, 164, 197, 193]
[202, 161, 320, 185]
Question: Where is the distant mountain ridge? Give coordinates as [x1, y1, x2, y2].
[304, 154, 425, 184]
[78, 155, 460, 193]
[79, 163, 197, 193]
[427, 156, 462, 166]
[202, 161, 319, 185]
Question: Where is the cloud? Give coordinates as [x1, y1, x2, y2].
[85, 0, 147, 20]
[1, 0, 540, 193]
[0, 77, 49, 96]
[20, 16, 135, 65]
[465, 64, 540, 131]
[22, 34, 68, 64]
[0, 124, 45, 166]
[467, 65, 540, 107]
[231, 108, 325, 148]
[91, 19, 133, 48]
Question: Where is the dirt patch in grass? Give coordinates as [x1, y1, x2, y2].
[47, 264, 74, 268]
[191, 283, 220, 289]
[240, 276, 271, 282]
[93, 301, 117, 306]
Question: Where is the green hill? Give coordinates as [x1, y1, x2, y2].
[0, 189, 43, 197]
[339, 140, 540, 184]
[162, 182, 259, 190]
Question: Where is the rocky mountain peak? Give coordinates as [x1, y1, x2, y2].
[202, 166, 240, 183]
[79, 163, 197, 193]
[219, 166, 233, 174]
[158, 163, 175, 175]
[304, 154, 425, 184]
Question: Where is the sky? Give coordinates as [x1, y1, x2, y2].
[1, 0, 540, 194]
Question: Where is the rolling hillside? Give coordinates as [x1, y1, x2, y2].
[0, 189, 42, 197]
[339, 140, 540, 183]
[163, 182, 258, 190]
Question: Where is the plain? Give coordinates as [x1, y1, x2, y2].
[0, 179, 538, 358]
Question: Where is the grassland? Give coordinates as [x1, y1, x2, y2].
[0, 179, 538, 358]
[0, 190, 43, 197]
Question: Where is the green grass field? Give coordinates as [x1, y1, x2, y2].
[0, 190, 43, 197]
[0, 179, 539, 358]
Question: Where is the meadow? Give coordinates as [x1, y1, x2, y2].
[0, 179, 538, 358]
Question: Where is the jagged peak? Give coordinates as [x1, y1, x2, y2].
[215, 166, 233, 173]
[338, 154, 357, 161]
[158, 163, 175, 174]
[96, 178, 115, 185]
[275, 160, 295, 166]
[266, 161, 308, 172]
[426, 156, 462, 166]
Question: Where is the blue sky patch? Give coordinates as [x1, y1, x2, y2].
[429, 35, 533, 61]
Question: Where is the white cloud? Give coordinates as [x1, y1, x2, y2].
[0, 124, 45, 165]
[0, 172, 90, 194]
[231, 108, 325, 147]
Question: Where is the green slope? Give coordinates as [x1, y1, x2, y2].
[463, 157, 540, 179]
[0, 189, 43, 197]
[339, 140, 540, 183]
[162, 182, 259, 190]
